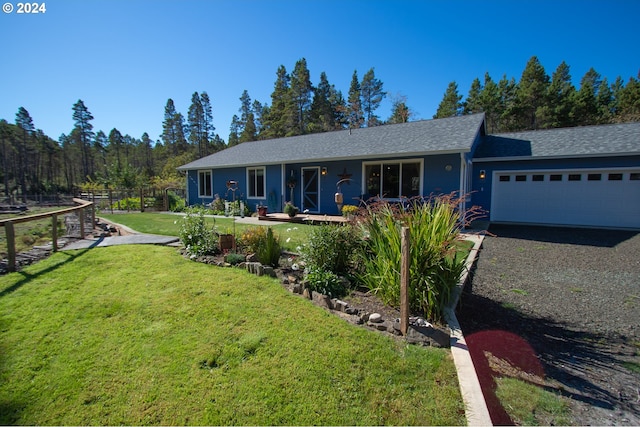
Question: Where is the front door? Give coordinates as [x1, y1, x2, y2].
[301, 167, 320, 213]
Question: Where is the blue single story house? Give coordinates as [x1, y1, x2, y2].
[178, 114, 640, 229]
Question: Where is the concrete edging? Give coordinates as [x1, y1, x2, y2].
[445, 234, 493, 426]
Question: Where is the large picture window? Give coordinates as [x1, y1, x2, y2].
[364, 160, 421, 199]
[247, 167, 265, 198]
[198, 170, 212, 197]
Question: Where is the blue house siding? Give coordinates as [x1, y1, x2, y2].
[471, 155, 640, 216]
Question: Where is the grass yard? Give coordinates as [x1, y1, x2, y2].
[0, 245, 465, 425]
[99, 212, 310, 252]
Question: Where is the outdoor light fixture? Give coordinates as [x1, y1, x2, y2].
[479, 170, 486, 180]
[321, 167, 327, 176]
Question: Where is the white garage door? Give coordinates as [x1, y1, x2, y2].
[491, 168, 640, 228]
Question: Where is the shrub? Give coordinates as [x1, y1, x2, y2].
[239, 226, 267, 253]
[224, 253, 246, 265]
[167, 191, 186, 212]
[305, 268, 347, 298]
[256, 227, 281, 267]
[300, 224, 360, 275]
[355, 194, 471, 321]
[178, 207, 218, 257]
[284, 202, 299, 217]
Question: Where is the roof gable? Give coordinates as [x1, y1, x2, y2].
[475, 122, 640, 159]
[178, 113, 486, 170]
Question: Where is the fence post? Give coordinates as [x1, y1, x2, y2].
[52, 214, 58, 252]
[79, 208, 85, 239]
[400, 226, 410, 336]
[6, 221, 16, 273]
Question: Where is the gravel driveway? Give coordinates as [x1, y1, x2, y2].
[457, 224, 640, 426]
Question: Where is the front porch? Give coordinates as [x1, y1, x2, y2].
[258, 212, 348, 225]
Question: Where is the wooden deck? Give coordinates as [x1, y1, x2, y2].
[258, 213, 347, 224]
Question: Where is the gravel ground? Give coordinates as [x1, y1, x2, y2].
[457, 224, 640, 426]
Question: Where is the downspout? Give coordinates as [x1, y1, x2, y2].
[281, 163, 286, 211]
[459, 152, 467, 227]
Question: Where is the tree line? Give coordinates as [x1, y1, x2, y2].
[1, 55, 637, 200]
[434, 56, 640, 133]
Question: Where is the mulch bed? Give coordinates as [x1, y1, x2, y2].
[457, 224, 640, 426]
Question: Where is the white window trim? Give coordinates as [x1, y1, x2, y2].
[198, 170, 212, 198]
[361, 158, 424, 200]
[246, 166, 266, 199]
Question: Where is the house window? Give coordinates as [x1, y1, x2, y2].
[198, 171, 212, 197]
[364, 160, 421, 199]
[247, 167, 265, 198]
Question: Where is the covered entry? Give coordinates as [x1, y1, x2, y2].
[491, 168, 640, 228]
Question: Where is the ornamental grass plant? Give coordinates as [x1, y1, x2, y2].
[355, 194, 476, 321]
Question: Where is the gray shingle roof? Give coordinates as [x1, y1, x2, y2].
[178, 113, 486, 170]
[475, 121, 640, 159]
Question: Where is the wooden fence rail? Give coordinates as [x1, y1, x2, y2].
[0, 198, 94, 273]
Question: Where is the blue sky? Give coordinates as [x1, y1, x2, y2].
[1, 0, 638, 143]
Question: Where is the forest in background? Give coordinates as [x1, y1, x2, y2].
[1, 56, 638, 201]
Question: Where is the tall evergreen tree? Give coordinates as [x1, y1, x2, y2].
[72, 100, 95, 180]
[15, 107, 34, 200]
[516, 56, 550, 129]
[228, 115, 241, 147]
[262, 65, 291, 139]
[289, 58, 313, 135]
[479, 73, 501, 133]
[498, 75, 519, 131]
[187, 92, 206, 155]
[360, 67, 385, 126]
[574, 68, 601, 126]
[200, 92, 215, 156]
[108, 128, 124, 173]
[616, 73, 640, 122]
[542, 61, 576, 128]
[309, 72, 335, 132]
[464, 78, 483, 115]
[347, 70, 364, 128]
[596, 78, 614, 124]
[434, 81, 463, 118]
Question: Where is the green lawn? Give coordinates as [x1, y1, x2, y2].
[99, 212, 310, 252]
[0, 245, 465, 425]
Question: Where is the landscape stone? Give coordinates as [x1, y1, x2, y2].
[368, 313, 383, 323]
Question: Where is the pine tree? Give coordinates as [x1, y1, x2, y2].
[228, 115, 241, 147]
[309, 72, 335, 132]
[200, 92, 215, 156]
[498, 75, 519, 131]
[464, 78, 483, 115]
[238, 90, 257, 142]
[616, 73, 640, 122]
[543, 61, 576, 128]
[15, 107, 34, 201]
[479, 73, 501, 133]
[289, 58, 313, 135]
[434, 81, 463, 118]
[361, 68, 385, 126]
[516, 56, 550, 129]
[72, 100, 95, 180]
[596, 78, 614, 124]
[347, 70, 364, 128]
[387, 93, 412, 124]
[108, 128, 124, 173]
[262, 65, 291, 139]
[574, 68, 601, 126]
[188, 92, 206, 155]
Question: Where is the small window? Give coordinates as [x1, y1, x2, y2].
[247, 167, 266, 198]
[198, 170, 212, 197]
[550, 174, 562, 181]
[587, 173, 602, 181]
[568, 174, 582, 181]
[608, 173, 623, 181]
[630, 173, 640, 181]
[515, 175, 527, 182]
[499, 175, 511, 182]
[532, 175, 544, 182]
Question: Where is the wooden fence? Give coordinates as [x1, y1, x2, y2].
[0, 198, 94, 273]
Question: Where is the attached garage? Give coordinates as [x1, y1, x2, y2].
[472, 122, 640, 229]
[490, 168, 640, 228]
